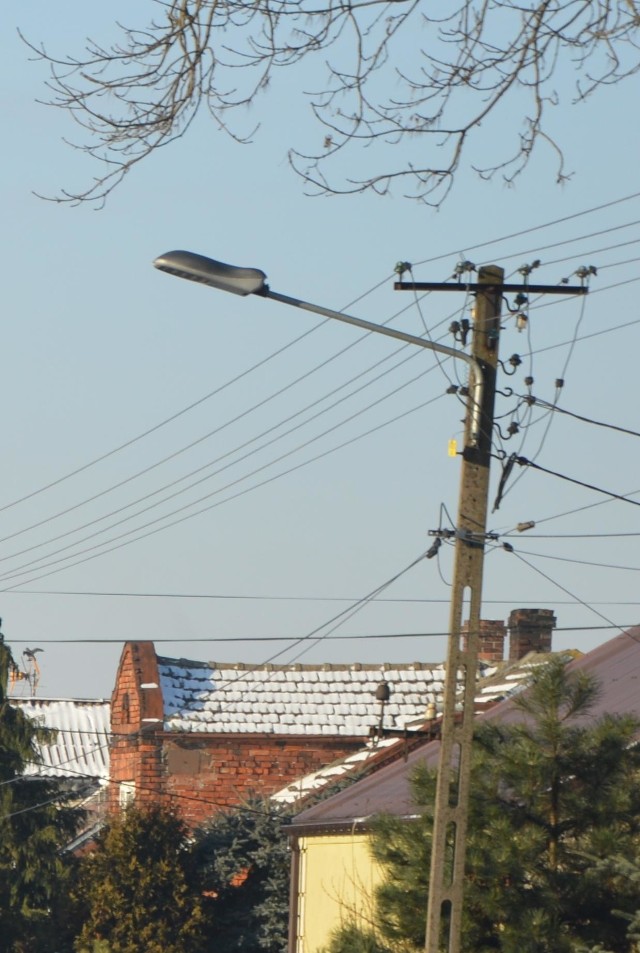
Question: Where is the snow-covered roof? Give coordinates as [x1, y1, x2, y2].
[466, 651, 563, 708]
[272, 651, 563, 805]
[272, 737, 401, 805]
[157, 658, 457, 736]
[10, 698, 111, 781]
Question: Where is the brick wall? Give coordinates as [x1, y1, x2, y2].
[162, 734, 364, 826]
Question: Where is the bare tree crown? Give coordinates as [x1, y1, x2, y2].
[23, 0, 640, 206]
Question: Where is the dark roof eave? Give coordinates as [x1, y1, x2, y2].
[288, 812, 419, 837]
[157, 730, 368, 744]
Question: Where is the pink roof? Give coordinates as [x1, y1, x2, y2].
[290, 629, 640, 830]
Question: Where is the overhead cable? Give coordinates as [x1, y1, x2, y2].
[513, 456, 640, 508]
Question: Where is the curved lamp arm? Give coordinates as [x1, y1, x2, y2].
[153, 250, 483, 446]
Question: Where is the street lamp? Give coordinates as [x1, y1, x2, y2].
[153, 248, 503, 953]
[153, 251, 484, 446]
[154, 250, 589, 953]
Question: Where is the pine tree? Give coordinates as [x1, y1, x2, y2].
[193, 799, 293, 953]
[0, 634, 82, 953]
[324, 658, 640, 953]
[74, 797, 293, 953]
[73, 803, 206, 953]
[467, 658, 640, 953]
[589, 854, 640, 952]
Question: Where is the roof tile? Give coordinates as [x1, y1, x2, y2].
[156, 658, 496, 737]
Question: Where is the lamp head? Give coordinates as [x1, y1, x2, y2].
[153, 250, 267, 296]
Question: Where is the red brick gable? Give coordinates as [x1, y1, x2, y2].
[109, 642, 164, 814]
[109, 642, 370, 824]
[111, 641, 163, 734]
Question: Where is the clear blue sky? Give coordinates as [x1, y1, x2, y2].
[2, 3, 639, 699]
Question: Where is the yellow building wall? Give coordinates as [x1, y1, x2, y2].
[294, 832, 381, 953]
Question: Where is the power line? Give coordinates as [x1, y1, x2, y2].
[0, 337, 438, 558]
[491, 281, 590, 504]
[1, 233, 633, 561]
[6, 623, 638, 646]
[523, 396, 640, 439]
[0, 372, 442, 583]
[4, 590, 456, 603]
[0, 324, 323, 514]
[597, 254, 640, 272]
[0, 392, 444, 590]
[242, 548, 432, 670]
[7, 282, 637, 588]
[513, 456, 640, 508]
[7, 589, 639, 604]
[415, 190, 640, 267]
[1, 549, 443, 825]
[512, 547, 640, 573]
[525, 312, 640, 361]
[0, 264, 453, 537]
[484, 220, 640, 267]
[505, 531, 640, 539]
[0, 307, 424, 545]
[528, 273, 640, 318]
[4, 550, 431, 808]
[0, 260, 400, 517]
[2, 757, 275, 821]
[3, 192, 636, 522]
[2, 203, 639, 594]
[523, 484, 640, 528]
[504, 548, 627, 636]
[8, 549, 435, 740]
[0, 287, 469, 567]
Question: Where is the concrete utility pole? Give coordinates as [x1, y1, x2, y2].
[394, 265, 589, 953]
[424, 265, 503, 953]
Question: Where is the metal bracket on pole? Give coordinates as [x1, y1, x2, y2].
[394, 280, 589, 296]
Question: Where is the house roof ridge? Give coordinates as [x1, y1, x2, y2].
[9, 696, 110, 704]
[156, 655, 212, 669]
[157, 658, 444, 672]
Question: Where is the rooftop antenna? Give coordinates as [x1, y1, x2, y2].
[9, 647, 43, 696]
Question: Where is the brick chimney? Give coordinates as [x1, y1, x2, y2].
[508, 608, 556, 660]
[462, 619, 507, 663]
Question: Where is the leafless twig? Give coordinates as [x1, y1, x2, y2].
[21, 0, 640, 206]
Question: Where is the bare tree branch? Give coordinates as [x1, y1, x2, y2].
[22, 0, 640, 206]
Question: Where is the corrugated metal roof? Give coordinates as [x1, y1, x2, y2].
[157, 659, 452, 736]
[10, 698, 111, 781]
[289, 630, 640, 829]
